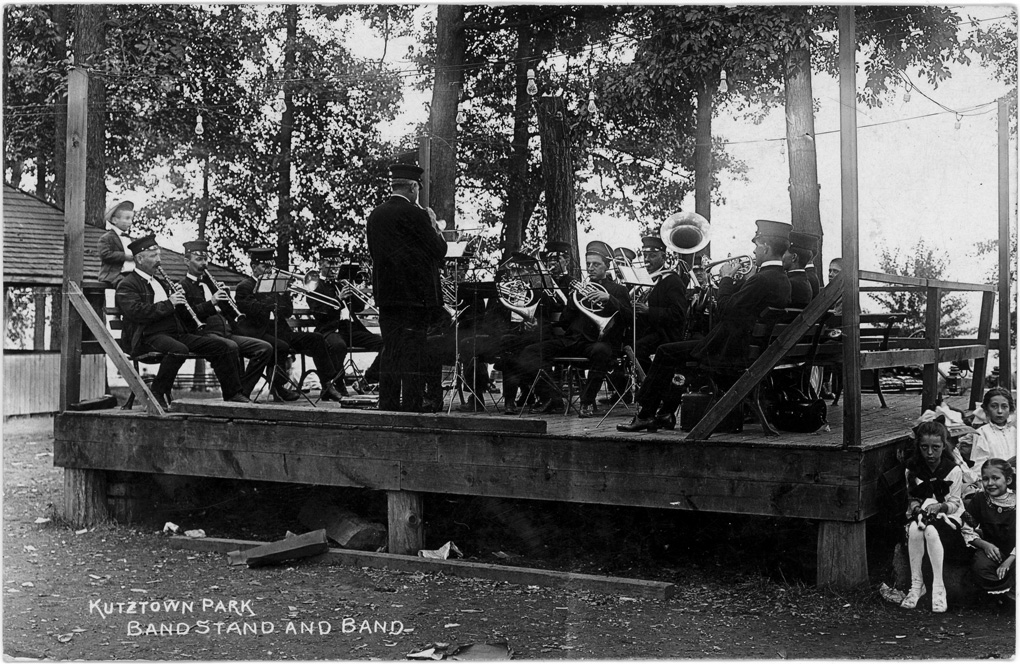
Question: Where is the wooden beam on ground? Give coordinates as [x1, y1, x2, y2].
[170, 536, 676, 600]
[816, 520, 868, 588]
[173, 400, 546, 434]
[838, 7, 862, 451]
[59, 67, 88, 412]
[67, 282, 165, 416]
[922, 286, 942, 410]
[686, 276, 843, 440]
[997, 97, 1013, 390]
[970, 290, 996, 410]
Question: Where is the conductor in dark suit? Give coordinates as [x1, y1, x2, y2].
[115, 234, 248, 410]
[618, 219, 793, 432]
[97, 199, 136, 286]
[234, 247, 345, 403]
[366, 163, 448, 412]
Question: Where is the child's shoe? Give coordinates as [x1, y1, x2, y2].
[900, 585, 927, 609]
[931, 587, 947, 613]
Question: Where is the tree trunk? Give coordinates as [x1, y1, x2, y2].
[427, 5, 464, 229]
[536, 96, 578, 263]
[275, 5, 297, 271]
[500, 25, 536, 260]
[36, 141, 47, 199]
[52, 4, 69, 207]
[74, 5, 107, 229]
[784, 48, 824, 274]
[694, 82, 714, 263]
[9, 161, 23, 189]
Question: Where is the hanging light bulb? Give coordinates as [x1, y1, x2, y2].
[719, 69, 729, 94]
[457, 107, 466, 124]
[272, 96, 287, 114]
[194, 113, 204, 136]
[526, 69, 538, 97]
[587, 91, 597, 115]
[903, 82, 912, 103]
[779, 139, 786, 156]
[954, 113, 962, 130]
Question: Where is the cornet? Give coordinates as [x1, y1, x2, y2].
[702, 255, 754, 278]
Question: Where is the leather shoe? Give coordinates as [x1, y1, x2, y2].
[320, 383, 344, 402]
[532, 397, 564, 414]
[225, 394, 252, 404]
[655, 411, 677, 430]
[616, 416, 659, 433]
[271, 385, 300, 402]
[578, 403, 600, 419]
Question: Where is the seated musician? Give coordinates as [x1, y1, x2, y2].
[308, 248, 383, 392]
[632, 235, 689, 371]
[499, 241, 572, 414]
[115, 234, 249, 411]
[234, 247, 345, 403]
[618, 219, 793, 432]
[518, 242, 632, 418]
[178, 240, 274, 400]
[784, 231, 815, 308]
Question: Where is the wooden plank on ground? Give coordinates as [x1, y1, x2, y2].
[173, 400, 547, 434]
[169, 536, 676, 600]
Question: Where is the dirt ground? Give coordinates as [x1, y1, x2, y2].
[2, 415, 1015, 660]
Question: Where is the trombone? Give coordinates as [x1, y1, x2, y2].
[275, 268, 345, 310]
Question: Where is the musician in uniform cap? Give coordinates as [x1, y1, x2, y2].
[178, 240, 274, 400]
[234, 247, 345, 403]
[619, 219, 792, 432]
[632, 235, 690, 368]
[309, 248, 383, 391]
[366, 162, 448, 412]
[115, 234, 248, 410]
[517, 242, 632, 418]
[784, 231, 815, 308]
[98, 199, 136, 286]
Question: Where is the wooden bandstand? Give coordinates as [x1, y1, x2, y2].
[51, 9, 1013, 589]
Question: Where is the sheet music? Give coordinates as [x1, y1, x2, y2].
[618, 264, 654, 287]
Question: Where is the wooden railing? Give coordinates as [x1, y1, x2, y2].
[858, 271, 996, 413]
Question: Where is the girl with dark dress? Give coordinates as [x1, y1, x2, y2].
[962, 459, 1016, 598]
[901, 420, 967, 613]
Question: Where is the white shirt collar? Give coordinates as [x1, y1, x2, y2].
[391, 192, 413, 203]
[760, 260, 784, 268]
[788, 268, 806, 274]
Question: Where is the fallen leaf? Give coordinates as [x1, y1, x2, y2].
[444, 623, 460, 628]
[34, 518, 51, 524]
[21, 582, 33, 587]
[57, 634, 73, 643]
[75, 528, 88, 535]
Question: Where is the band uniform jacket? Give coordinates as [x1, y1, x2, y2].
[115, 271, 182, 354]
[639, 270, 688, 343]
[559, 276, 633, 346]
[98, 229, 129, 284]
[366, 195, 447, 309]
[309, 278, 373, 337]
[234, 276, 294, 338]
[787, 270, 812, 308]
[692, 264, 791, 369]
[806, 266, 820, 298]
[180, 274, 231, 336]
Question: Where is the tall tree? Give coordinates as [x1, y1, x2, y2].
[74, 5, 107, 228]
[427, 5, 465, 227]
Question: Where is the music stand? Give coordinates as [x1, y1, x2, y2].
[444, 257, 487, 414]
[596, 264, 654, 426]
[250, 268, 316, 407]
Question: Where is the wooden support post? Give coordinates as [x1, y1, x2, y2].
[59, 67, 88, 411]
[387, 490, 423, 555]
[418, 136, 431, 209]
[922, 286, 942, 410]
[970, 290, 996, 410]
[33, 287, 47, 350]
[997, 97, 1013, 390]
[816, 520, 868, 588]
[63, 468, 107, 528]
[838, 7, 862, 450]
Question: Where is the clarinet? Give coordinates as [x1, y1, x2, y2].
[202, 269, 245, 320]
[155, 266, 206, 331]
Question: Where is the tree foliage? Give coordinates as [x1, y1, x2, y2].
[870, 240, 971, 338]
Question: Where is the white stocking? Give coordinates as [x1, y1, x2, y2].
[924, 526, 946, 591]
[906, 523, 926, 590]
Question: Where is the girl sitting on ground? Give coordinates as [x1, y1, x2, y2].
[971, 388, 1017, 470]
[901, 420, 967, 613]
[961, 458, 1016, 600]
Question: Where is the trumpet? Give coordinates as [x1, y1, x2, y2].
[202, 269, 244, 320]
[155, 266, 206, 331]
[702, 255, 754, 279]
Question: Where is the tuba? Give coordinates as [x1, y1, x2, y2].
[660, 211, 711, 255]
